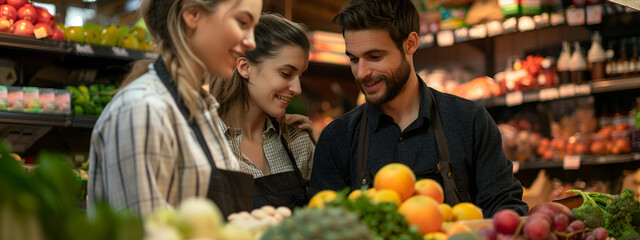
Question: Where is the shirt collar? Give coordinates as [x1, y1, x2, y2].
[365, 74, 433, 132]
[218, 116, 278, 138]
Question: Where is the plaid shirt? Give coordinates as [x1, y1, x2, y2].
[218, 118, 315, 181]
[88, 63, 239, 217]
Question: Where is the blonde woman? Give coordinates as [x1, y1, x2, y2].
[211, 13, 315, 208]
[88, 0, 262, 217]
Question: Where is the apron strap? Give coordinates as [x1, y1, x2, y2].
[428, 88, 463, 205]
[272, 118, 308, 187]
[356, 110, 370, 188]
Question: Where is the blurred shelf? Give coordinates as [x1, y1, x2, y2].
[0, 111, 96, 129]
[514, 152, 640, 171]
[0, 32, 157, 61]
[478, 76, 640, 108]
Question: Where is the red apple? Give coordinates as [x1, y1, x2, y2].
[5, 0, 26, 9]
[35, 6, 50, 24]
[33, 22, 50, 38]
[17, 3, 36, 24]
[0, 4, 17, 21]
[12, 18, 32, 35]
[49, 25, 64, 40]
[0, 0, 5, 4]
[0, 18, 12, 32]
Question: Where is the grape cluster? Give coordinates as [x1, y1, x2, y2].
[479, 203, 608, 240]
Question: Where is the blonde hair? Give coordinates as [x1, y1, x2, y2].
[122, 0, 233, 119]
[210, 13, 310, 138]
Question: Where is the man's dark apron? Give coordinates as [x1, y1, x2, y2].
[156, 59, 253, 218]
[252, 120, 309, 209]
[354, 88, 464, 205]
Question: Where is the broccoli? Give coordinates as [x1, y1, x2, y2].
[604, 188, 640, 240]
[566, 189, 606, 228]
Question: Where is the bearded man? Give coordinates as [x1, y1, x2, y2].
[308, 0, 529, 217]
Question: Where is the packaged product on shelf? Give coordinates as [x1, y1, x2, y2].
[7, 86, 23, 112]
[39, 88, 55, 113]
[0, 85, 6, 111]
[521, 0, 542, 15]
[616, 38, 630, 77]
[588, 31, 606, 81]
[605, 40, 617, 78]
[54, 89, 71, 114]
[499, 0, 520, 18]
[22, 87, 39, 113]
[569, 41, 589, 83]
[557, 41, 572, 84]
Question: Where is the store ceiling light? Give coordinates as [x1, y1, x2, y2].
[83, 0, 96, 2]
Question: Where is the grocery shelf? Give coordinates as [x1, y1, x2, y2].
[514, 152, 640, 171]
[479, 76, 640, 108]
[0, 111, 96, 129]
[0, 32, 158, 61]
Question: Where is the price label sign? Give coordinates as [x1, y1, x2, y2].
[559, 84, 576, 98]
[586, 5, 603, 25]
[575, 84, 591, 95]
[539, 88, 559, 101]
[512, 161, 520, 174]
[437, 30, 455, 47]
[112, 47, 130, 58]
[505, 91, 524, 107]
[550, 11, 565, 26]
[563, 155, 581, 170]
[144, 52, 159, 60]
[76, 44, 95, 55]
[566, 8, 586, 26]
[419, 34, 435, 48]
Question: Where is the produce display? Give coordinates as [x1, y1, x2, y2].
[65, 83, 116, 116]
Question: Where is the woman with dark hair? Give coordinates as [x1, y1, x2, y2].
[88, 0, 262, 217]
[211, 13, 315, 208]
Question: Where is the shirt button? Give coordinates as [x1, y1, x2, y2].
[361, 178, 368, 185]
[399, 136, 403, 141]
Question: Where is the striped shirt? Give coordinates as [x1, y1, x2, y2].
[88, 63, 240, 217]
[219, 118, 315, 181]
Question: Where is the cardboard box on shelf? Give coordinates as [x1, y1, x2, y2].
[522, 170, 553, 208]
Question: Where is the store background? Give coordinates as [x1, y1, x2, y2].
[0, 0, 639, 207]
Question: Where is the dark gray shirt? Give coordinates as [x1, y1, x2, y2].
[309, 77, 528, 217]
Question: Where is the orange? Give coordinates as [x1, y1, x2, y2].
[415, 179, 444, 204]
[439, 203, 453, 222]
[308, 190, 337, 209]
[451, 202, 483, 221]
[347, 189, 363, 201]
[444, 222, 472, 236]
[423, 232, 448, 240]
[398, 195, 442, 234]
[374, 163, 416, 201]
[372, 189, 402, 205]
[364, 188, 377, 199]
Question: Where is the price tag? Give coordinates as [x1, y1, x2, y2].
[634, 153, 640, 160]
[586, 5, 603, 25]
[419, 34, 435, 48]
[505, 91, 524, 107]
[550, 11, 565, 26]
[575, 84, 591, 95]
[487, 20, 503, 37]
[518, 16, 536, 32]
[112, 47, 129, 58]
[563, 155, 581, 170]
[534, 13, 550, 28]
[437, 30, 455, 47]
[503, 17, 518, 33]
[566, 8, 586, 26]
[512, 161, 520, 174]
[538, 88, 559, 101]
[559, 84, 576, 98]
[144, 52, 159, 59]
[75, 44, 94, 55]
[469, 24, 487, 39]
[454, 28, 469, 42]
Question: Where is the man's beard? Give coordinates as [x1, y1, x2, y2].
[357, 58, 412, 107]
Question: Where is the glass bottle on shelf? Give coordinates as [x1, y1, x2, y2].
[617, 38, 629, 77]
[605, 40, 617, 78]
[557, 41, 572, 84]
[588, 31, 606, 81]
[570, 41, 588, 83]
[629, 37, 638, 76]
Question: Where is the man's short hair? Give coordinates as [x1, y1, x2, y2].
[333, 0, 420, 51]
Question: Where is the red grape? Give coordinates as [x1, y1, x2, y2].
[592, 227, 607, 240]
[528, 202, 574, 221]
[524, 217, 551, 240]
[582, 233, 595, 240]
[478, 227, 497, 240]
[553, 214, 570, 232]
[494, 209, 521, 235]
[568, 220, 585, 232]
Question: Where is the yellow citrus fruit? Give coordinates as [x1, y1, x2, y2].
[398, 195, 442, 234]
[374, 163, 416, 201]
[372, 189, 402, 205]
[444, 222, 472, 236]
[415, 179, 444, 204]
[364, 188, 377, 199]
[423, 232, 448, 240]
[308, 190, 337, 209]
[451, 202, 483, 221]
[348, 189, 363, 201]
[439, 203, 453, 222]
